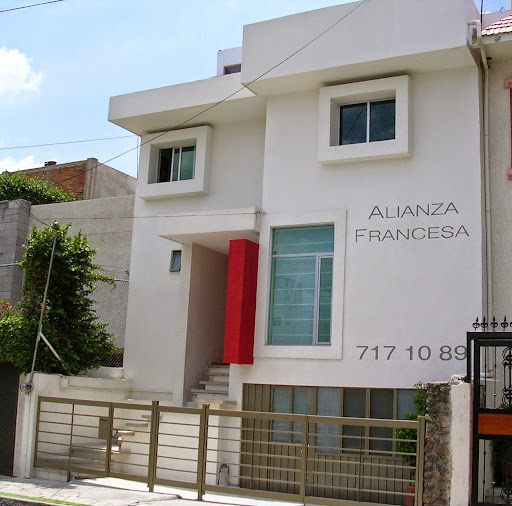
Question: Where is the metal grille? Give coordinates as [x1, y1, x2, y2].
[34, 397, 425, 505]
[468, 318, 512, 505]
[0, 362, 20, 476]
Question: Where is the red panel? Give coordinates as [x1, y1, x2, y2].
[223, 239, 259, 365]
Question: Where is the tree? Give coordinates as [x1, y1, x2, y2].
[0, 171, 75, 204]
[0, 224, 115, 374]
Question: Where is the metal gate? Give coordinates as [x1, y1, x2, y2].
[0, 362, 20, 476]
[468, 318, 512, 505]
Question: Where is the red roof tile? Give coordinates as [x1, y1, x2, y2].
[483, 14, 512, 35]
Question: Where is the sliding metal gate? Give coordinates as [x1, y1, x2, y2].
[34, 396, 425, 505]
[468, 319, 512, 505]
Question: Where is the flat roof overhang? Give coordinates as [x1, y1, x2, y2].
[157, 207, 260, 255]
[108, 74, 267, 136]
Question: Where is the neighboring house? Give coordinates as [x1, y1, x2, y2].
[18, 158, 136, 200]
[109, 0, 484, 419]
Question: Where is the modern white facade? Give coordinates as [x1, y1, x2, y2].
[109, 0, 485, 411]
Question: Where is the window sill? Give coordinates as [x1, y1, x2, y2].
[254, 343, 342, 360]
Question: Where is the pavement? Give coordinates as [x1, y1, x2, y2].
[0, 476, 300, 506]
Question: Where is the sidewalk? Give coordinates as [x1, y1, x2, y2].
[0, 476, 300, 506]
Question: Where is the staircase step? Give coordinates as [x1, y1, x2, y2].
[125, 421, 149, 428]
[208, 365, 230, 375]
[192, 392, 230, 401]
[200, 381, 229, 392]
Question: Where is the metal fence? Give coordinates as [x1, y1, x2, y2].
[33, 396, 425, 505]
[91, 276, 129, 367]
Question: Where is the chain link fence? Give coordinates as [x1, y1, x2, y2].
[92, 269, 129, 367]
[0, 263, 129, 368]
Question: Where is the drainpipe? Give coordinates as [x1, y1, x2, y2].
[469, 20, 492, 319]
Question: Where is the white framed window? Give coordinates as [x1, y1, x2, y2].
[158, 146, 195, 183]
[318, 75, 410, 165]
[138, 126, 212, 200]
[268, 225, 334, 346]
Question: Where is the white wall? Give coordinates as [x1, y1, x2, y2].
[123, 119, 265, 395]
[231, 67, 483, 402]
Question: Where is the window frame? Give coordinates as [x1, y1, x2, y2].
[138, 125, 211, 200]
[317, 75, 410, 165]
[269, 385, 415, 454]
[253, 210, 346, 361]
[268, 225, 334, 347]
[169, 250, 182, 272]
[339, 98, 396, 146]
[158, 145, 196, 183]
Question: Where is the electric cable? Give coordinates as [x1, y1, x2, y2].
[0, 135, 135, 151]
[0, 0, 65, 14]
[13, 0, 371, 228]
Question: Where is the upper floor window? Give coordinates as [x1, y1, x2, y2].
[158, 146, 195, 183]
[340, 99, 396, 145]
[268, 225, 334, 346]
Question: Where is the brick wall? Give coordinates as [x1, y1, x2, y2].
[26, 164, 87, 200]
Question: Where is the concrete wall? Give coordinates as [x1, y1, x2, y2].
[182, 244, 228, 404]
[488, 58, 512, 318]
[0, 200, 31, 305]
[30, 196, 134, 347]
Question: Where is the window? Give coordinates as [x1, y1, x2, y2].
[223, 64, 241, 74]
[268, 226, 334, 346]
[138, 126, 211, 200]
[268, 386, 416, 451]
[340, 99, 396, 145]
[158, 146, 195, 183]
[317, 75, 410, 165]
[169, 250, 182, 272]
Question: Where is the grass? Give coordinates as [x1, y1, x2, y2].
[0, 492, 88, 506]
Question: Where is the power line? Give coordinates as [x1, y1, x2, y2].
[0, 135, 136, 151]
[0, 0, 65, 14]
[16, 0, 371, 227]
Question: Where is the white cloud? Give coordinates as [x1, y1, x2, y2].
[0, 47, 42, 96]
[0, 155, 38, 173]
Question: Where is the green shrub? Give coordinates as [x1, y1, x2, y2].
[0, 171, 75, 204]
[395, 382, 427, 465]
[0, 224, 115, 374]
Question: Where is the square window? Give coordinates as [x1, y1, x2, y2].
[138, 126, 211, 200]
[268, 226, 334, 346]
[318, 75, 410, 164]
[340, 99, 396, 145]
[158, 146, 195, 183]
[170, 250, 182, 272]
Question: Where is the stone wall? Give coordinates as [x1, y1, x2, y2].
[423, 382, 452, 505]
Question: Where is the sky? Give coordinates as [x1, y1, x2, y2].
[0, 0, 509, 178]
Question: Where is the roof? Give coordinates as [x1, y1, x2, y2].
[483, 14, 512, 35]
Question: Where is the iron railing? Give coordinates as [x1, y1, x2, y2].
[33, 396, 425, 505]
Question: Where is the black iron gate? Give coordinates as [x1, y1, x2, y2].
[468, 318, 512, 505]
[0, 362, 20, 476]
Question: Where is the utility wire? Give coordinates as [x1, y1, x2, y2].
[0, 135, 135, 151]
[15, 0, 371, 228]
[0, 0, 65, 14]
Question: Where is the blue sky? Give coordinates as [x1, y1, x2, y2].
[0, 0, 509, 178]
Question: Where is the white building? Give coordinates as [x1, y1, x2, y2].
[109, 0, 484, 418]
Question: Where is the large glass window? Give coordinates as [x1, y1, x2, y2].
[268, 226, 334, 346]
[340, 99, 395, 145]
[157, 145, 195, 183]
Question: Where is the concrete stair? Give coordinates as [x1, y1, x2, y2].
[189, 363, 234, 407]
